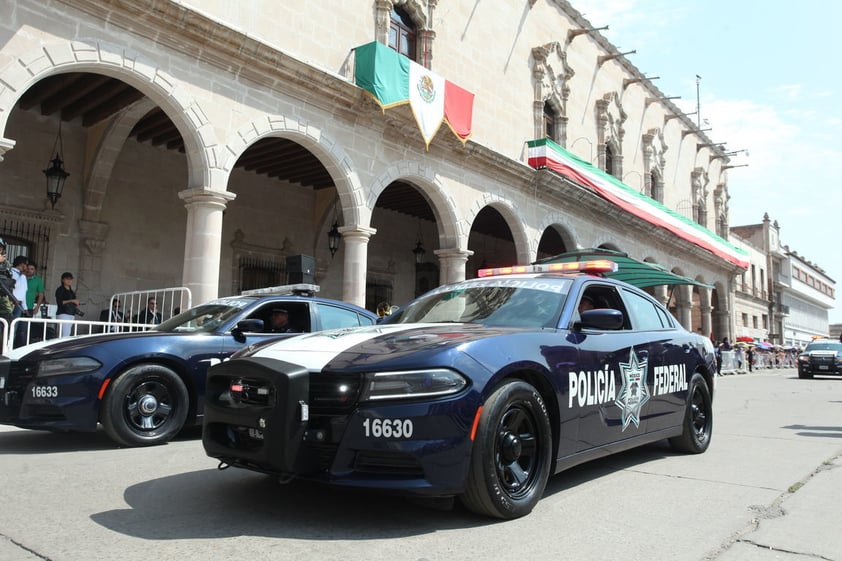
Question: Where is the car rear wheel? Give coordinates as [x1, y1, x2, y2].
[101, 364, 189, 447]
[460, 380, 552, 519]
[668, 372, 712, 454]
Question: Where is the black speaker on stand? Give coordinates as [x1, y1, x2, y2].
[286, 254, 315, 284]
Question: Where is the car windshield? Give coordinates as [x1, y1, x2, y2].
[153, 299, 251, 333]
[388, 277, 572, 328]
[805, 342, 842, 352]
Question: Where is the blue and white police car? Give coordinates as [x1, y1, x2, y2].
[0, 285, 376, 447]
[202, 261, 717, 519]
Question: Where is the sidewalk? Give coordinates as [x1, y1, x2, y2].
[717, 449, 842, 560]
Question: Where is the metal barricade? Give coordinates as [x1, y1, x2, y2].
[719, 350, 738, 373]
[2, 287, 192, 352]
[108, 287, 191, 328]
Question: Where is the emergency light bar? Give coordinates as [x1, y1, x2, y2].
[240, 283, 320, 297]
[477, 260, 618, 278]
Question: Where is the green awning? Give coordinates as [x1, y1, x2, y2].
[534, 248, 714, 289]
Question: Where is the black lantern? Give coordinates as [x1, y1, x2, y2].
[327, 198, 341, 258]
[328, 221, 341, 257]
[43, 122, 69, 209]
[412, 239, 426, 264]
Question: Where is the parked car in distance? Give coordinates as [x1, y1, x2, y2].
[0, 285, 377, 447]
[797, 339, 842, 378]
[202, 261, 717, 519]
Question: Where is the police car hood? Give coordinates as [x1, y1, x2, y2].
[4, 330, 200, 360]
[249, 323, 524, 371]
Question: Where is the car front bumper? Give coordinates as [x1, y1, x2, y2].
[202, 356, 478, 496]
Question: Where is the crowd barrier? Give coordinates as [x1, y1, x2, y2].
[1, 286, 191, 354]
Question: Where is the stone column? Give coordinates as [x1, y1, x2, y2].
[77, 220, 110, 309]
[676, 285, 693, 330]
[178, 188, 236, 306]
[339, 225, 376, 308]
[434, 248, 474, 285]
[653, 285, 669, 307]
[699, 286, 712, 339]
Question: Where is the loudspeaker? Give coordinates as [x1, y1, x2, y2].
[286, 254, 315, 284]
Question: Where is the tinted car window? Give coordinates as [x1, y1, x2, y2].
[317, 302, 370, 330]
[622, 288, 666, 330]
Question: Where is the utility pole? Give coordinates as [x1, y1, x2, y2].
[696, 75, 701, 128]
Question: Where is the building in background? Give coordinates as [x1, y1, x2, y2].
[732, 214, 835, 347]
[0, 0, 763, 338]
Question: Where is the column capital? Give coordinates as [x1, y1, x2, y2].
[338, 225, 377, 242]
[178, 187, 236, 208]
[0, 137, 16, 162]
[434, 247, 474, 260]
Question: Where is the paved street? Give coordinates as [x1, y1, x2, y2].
[1, 367, 840, 561]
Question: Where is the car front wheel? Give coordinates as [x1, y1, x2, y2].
[101, 364, 189, 447]
[668, 372, 712, 454]
[460, 380, 552, 519]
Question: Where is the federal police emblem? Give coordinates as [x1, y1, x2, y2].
[614, 349, 650, 430]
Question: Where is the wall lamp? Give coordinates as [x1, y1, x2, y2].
[682, 128, 712, 138]
[598, 50, 636, 65]
[43, 121, 69, 209]
[645, 95, 680, 106]
[623, 76, 660, 89]
[664, 111, 697, 123]
[567, 25, 609, 43]
[697, 142, 726, 151]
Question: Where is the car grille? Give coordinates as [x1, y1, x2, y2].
[309, 372, 363, 414]
[810, 355, 835, 366]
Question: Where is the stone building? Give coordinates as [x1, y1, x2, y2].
[732, 214, 835, 347]
[0, 0, 748, 337]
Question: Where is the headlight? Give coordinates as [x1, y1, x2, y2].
[360, 368, 467, 401]
[797, 355, 809, 363]
[37, 357, 102, 377]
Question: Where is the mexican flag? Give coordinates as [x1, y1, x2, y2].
[354, 41, 474, 148]
[527, 138, 750, 269]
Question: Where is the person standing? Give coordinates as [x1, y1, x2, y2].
[55, 272, 81, 337]
[25, 262, 45, 317]
[746, 346, 754, 373]
[10, 256, 28, 318]
[133, 297, 162, 325]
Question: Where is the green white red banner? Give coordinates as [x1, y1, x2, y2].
[527, 138, 749, 269]
[354, 41, 474, 147]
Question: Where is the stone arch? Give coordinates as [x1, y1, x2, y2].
[221, 115, 365, 231]
[368, 160, 462, 248]
[468, 194, 530, 265]
[0, 39, 217, 191]
[535, 213, 578, 258]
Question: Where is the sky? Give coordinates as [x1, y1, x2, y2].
[579, 1, 842, 323]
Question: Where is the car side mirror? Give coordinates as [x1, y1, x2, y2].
[232, 319, 264, 343]
[575, 308, 624, 331]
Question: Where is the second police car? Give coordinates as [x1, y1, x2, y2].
[202, 261, 717, 519]
[0, 286, 376, 447]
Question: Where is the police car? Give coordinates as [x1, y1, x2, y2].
[0, 285, 376, 447]
[797, 338, 842, 378]
[202, 262, 717, 519]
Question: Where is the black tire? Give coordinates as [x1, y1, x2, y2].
[460, 380, 552, 519]
[101, 364, 189, 447]
[668, 373, 712, 454]
[797, 370, 813, 379]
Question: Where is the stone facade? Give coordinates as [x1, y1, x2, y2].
[0, 0, 747, 337]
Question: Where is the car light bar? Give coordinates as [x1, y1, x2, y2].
[477, 259, 618, 278]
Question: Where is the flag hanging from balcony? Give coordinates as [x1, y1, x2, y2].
[527, 138, 750, 269]
[354, 41, 474, 148]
